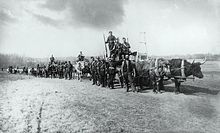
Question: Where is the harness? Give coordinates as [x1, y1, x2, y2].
[172, 59, 196, 81]
[181, 59, 186, 78]
[154, 58, 166, 77]
[109, 66, 115, 69]
[154, 58, 159, 77]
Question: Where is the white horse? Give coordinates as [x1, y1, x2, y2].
[75, 61, 85, 82]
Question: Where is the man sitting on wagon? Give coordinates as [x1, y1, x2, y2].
[50, 54, 55, 63]
[115, 37, 124, 60]
[77, 51, 85, 61]
[105, 31, 116, 59]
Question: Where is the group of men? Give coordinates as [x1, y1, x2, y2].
[89, 34, 135, 91]
[90, 56, 117, 89]
[47, 55, 74, 79]
[29, 55, 74, 79]
[89, 54, 136, 92]
[105, 31, 131, 60]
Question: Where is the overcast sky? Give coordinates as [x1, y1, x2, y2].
[0, 0, 220, 58]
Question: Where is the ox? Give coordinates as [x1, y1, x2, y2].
[133, 58, 171, 93]
[168, 58, 206, 93]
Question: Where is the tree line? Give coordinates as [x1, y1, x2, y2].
[0, 53, 219, 69]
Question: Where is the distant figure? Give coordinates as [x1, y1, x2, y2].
[50, 54, 55, 63]
[1, 68, 3, 71]
[67, 61, 73, 80]
[77, 51, 85, 61]
[8, 66, 13, 73]
[105, 31, 116, 58]
[64, 61, 68, 79]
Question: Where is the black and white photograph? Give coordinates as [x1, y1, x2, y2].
[0, 0, 220, 132]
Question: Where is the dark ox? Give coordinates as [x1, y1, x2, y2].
[168, 58, 206, 93]
[133, 58, 171, 92]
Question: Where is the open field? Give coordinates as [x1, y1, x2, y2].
[0, 61, 220, 133]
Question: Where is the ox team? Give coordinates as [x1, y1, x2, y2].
[7, 31, 205, 94]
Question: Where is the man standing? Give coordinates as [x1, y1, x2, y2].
[67, 61, 73, 80]
[122, 37, 131, 56]
[105, 31, 116, 58]
[64, 61, 68, 79]
[90, 57, 97, 85]
[100, 59, 107, 87]
[107, 58, 116, 89]
[96, 57, 102, 86]
[121, 55, 136, 92]
[36, 64, 40, 77]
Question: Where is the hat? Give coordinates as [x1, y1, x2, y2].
[109, 57, 114, 60]
[125, 55, 129, 58]
[109, 31, 112, 33]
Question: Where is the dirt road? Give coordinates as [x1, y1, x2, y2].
[0, 72, 220, 133]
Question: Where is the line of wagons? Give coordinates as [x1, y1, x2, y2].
[7, 62, 90, 80]
[6, 52, 206, 93]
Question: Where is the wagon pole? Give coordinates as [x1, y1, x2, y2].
[126, 32, 129, 43]
[139, 32, 148, 59]
[103, 34, 108, 58]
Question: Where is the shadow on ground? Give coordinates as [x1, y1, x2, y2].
[164, 85, 220, 96]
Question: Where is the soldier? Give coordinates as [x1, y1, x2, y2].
[22, 67, 26, 74]
[57, 62, 63, 79]
[77, 51, 85, 61]
[105, 31, 116, 58]
[46, 63, 50, 78]
[100, 59, 107, 87]
[30, 68, 35, 76]
[153, 66, 165, 93]
[36, 64, 40, 77]
[41, 65, 46, 77]
[121, 55, 136, 92]
[122, 37, 131, 57]
[90, 57, 97, 85]
[8, 66, 13, 73]
[107, 58, 116, 89]
[96, 57, 102, 86]
[50, 54, 55, 63]
[115, 37, 124, 60]
[64, 61, 68, 79]
[67, 61, 73, 80]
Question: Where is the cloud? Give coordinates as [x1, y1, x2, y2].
[40, 0, 68, 11]
[0, 9, 16, 25]
[33, 13, 60, 27]
[0, 8, 16, 42]
[40, 0, 127, 29]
